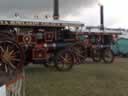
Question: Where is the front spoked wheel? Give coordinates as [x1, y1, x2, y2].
[54, 49, 74, 71]
[73, 44, 87, 64]
[0, 39, 24, 74]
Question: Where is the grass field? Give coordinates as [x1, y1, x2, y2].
[26, 58, 128, 96]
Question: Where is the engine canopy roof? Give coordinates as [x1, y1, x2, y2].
[0, 18, 84, 28]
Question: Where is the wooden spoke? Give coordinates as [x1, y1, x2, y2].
[8, 62, 16, 69]
[0, 47, 4, 52]
[5, 64, 8, 73]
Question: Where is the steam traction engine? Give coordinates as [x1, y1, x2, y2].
[0, 18, 84, 72]
[73, 27, 121, 64]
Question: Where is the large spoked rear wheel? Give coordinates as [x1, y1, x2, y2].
[103, 48, 114, 64]
[0, 39, 24, 74]
[54, 49, 74, 71]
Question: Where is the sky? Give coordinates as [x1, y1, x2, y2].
[0, 0, 127, 28]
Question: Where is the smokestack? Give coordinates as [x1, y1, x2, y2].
[100, 5, 104, 30]
[53, 0, 59, 20]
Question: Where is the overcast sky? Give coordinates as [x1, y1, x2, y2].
[0, 0, 127, 28]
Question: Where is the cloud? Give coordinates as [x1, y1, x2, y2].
[0, 0, 97, 17]
[65, 0, 128, 28]
[0, 0, 127, 28]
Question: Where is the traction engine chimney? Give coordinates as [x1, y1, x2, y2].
[53, 0, 59, 20]
[100, 5, 104, 30]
